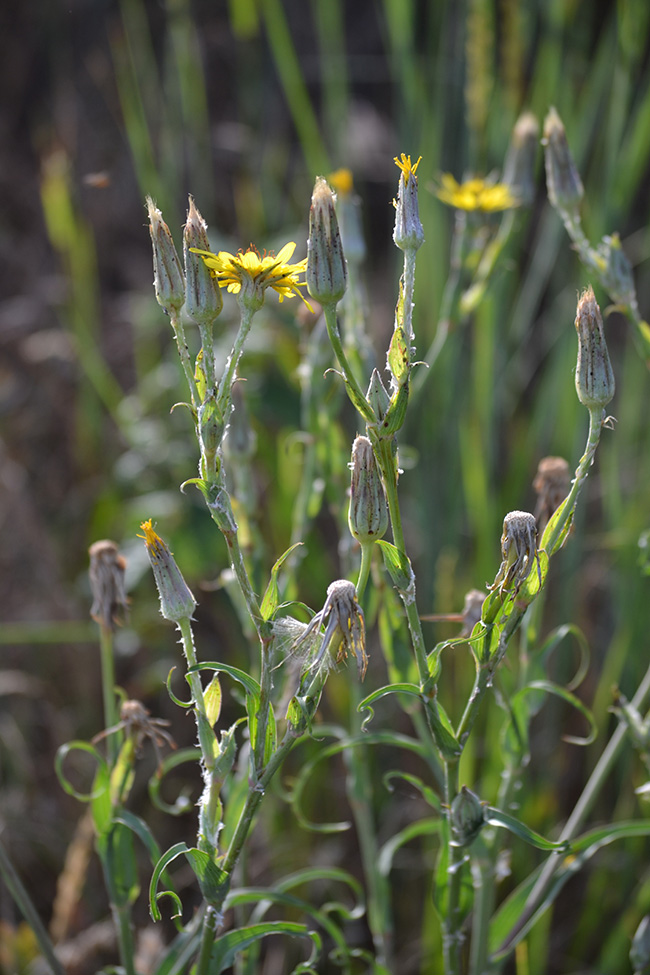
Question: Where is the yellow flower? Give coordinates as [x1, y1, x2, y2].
[191, 242, 312, 309]
[435, 174, 518, 212]
[394, 153, 422, 185]
[328, 168, 354, 197]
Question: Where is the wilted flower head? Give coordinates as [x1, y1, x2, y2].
[306, 177, 348, 305]
[348, 436, 389, 545]
[192, 242, 311, 313]
[89, 540, 128, 631]
[491, 511, 541, 596]
[290, 579, 367, 679]
[139, 520, 196, 622]
[435, 174, 518, 212]
[393, 153, 425, 251]
[460, 589, 487, 637]
[574, 286, 615, 410]
[543, 107, 584, 213]
[533, 456, 571, 529]
[146, 197, 185, 313]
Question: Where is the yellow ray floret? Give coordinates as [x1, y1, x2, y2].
[394, 153, 422, 185]
[191, 242, 312, 308]
[435, 174, 518, 212]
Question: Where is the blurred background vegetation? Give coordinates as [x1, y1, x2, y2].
[3, 0, 650, 972]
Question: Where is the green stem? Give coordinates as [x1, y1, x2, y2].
[402, 248, 417, 345]
[177, 616, 214, 771]
[111, 902, 137, 975]
[322, 303, 374, 423]
[356, 543, 374, 601]
[170, 309, 199, 407]
[346, 682, 394, 971]
[442, 760, 463, 975]
[99, 623, 119, 766]
[217, 305, 256, 410]
[497, 658, 650, 959]
[195, 906, 220, 975]
[0, 835, 67, 975]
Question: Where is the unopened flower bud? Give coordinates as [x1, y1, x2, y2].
[139, 520, 196, 622]
[574, 286, 615, 410]
[366, 369, 391, 423]
[348, 436, 388, 544]
[183, 196, 223, 325]
[146, 197, 185, 313]
[503, 111, 539, 207]
[89, 540, 128, 630]
[307, 177, 347, 305]
[451, 786, 485, 847]
[393, 154, 425, 252]
[543, 107, 584, 213]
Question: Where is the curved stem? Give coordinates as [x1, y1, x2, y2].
[170, 309, 199, 407]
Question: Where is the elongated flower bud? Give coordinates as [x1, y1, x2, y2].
[348, 436, 388, 544]
[503, 111, 539, 207]
[306, 177, 347, 305]
[183, 196, 223, 324]
[139, 520, 196, 622]
[543, 107, 584, 213]
[574, 287, 615, 410]
[146, 197, 185, 313]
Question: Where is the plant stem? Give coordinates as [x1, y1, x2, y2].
[217, 305, 255, 409]
[99, 623, 119, 765]
[442, 760, 462, 975]
[0, 835, 67, 975]
[170, 309, 200, 407]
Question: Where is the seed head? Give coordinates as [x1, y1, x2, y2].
[306, 177, 347, 305]
[574, 287, 615, 410]
[291, 579, 367, 679]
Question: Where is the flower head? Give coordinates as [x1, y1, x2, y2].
[348, 436, 389, 544]
[435, 174, 518, 212]
[328, 168, 354, 197]
[191, 242, 312, 312]
[394, 153, 422, 185]
[393, 153, 425, 251]
[139, 520, 196, 622]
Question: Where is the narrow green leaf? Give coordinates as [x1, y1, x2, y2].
[483, 806, 570, 852]
[148, 747, 200, 816]
[149, 842, 192, 921]
[260, 542, 304, 621]
[210, 921, 320, 973]
[378, 819, 440, 877]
